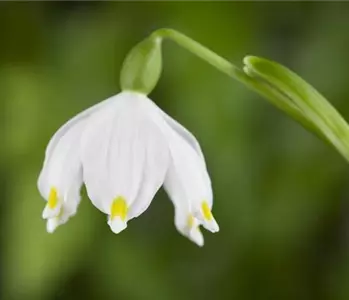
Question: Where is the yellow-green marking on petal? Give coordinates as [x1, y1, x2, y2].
[111, 196, 128, 221]
[187, 214, 195, 228]
[201, 201, 213, 221]
[48, 187, 58, 209]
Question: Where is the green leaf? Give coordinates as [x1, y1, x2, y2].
[244, 56, 349, 162]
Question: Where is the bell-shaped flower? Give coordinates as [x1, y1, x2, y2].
[38, 91, 219, 246]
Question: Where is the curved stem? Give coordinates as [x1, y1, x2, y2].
[151, 28, 328, 142]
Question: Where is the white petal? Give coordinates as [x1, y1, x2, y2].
[201, 216, 219, 233]
[163, 121, 219, 234]
[46, 218, 60, 233]
[38, 119, 85, 209]
[188, 226, 204, 247]
[150, 102, 206, 163]
[127, 113, 169, 220]
[45, 195, 81, 233]
[59, 182, 82, 223]
[41, 94, 118, 175]
[174, 208, 204, 247]
[38, 94, 118, 199]
[42, 201, 62, 219]
[37, 95, 117, 225]
[165, 129, 211, 205]
[108, 217, 127, 234]
[82, 93, 170, 233]
[152, 101, 212, 190]
[81, 93, 145, 215]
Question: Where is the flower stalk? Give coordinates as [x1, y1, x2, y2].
[133, 28, 349, 161]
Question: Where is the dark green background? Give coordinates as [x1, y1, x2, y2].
[1, 2, 349, 300]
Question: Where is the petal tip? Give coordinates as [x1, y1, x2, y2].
[189, 228, 204, 247]
[42, 205, 60, 219]
[203, 219, 220, 233]
[108, 217, 127, 234]
[46, 218, 59, 233]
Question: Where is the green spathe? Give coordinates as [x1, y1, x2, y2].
[244, 56, 349, 161]
[120, 36, 162, 95]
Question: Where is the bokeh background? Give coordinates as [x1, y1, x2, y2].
[1, 2, 349, 300]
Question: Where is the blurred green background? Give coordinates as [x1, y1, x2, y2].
[1, 2, 349, 300]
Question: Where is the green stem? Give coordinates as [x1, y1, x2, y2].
[152, 28, 241, 79]
[151, 28, 327, 142]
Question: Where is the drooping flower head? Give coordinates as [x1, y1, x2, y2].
[38, 30, 219, 246]
[38, 91, 219, 246]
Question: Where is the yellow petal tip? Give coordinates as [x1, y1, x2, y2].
[110, 196, 128, 221]
[48, 187, 58, 209]
[201, 201, 213, 221]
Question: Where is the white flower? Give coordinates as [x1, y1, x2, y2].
[38, 91, 219, 246]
